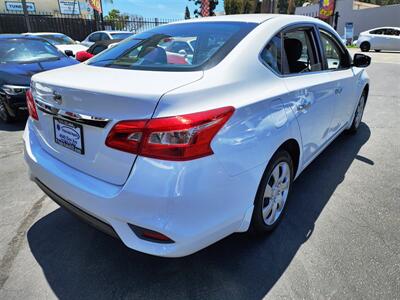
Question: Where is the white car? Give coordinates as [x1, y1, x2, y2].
[356, 27, 400, 52]
[80, 30, 133, 47]
[23, 32, 88, 56]
[24, 15, 370, 257]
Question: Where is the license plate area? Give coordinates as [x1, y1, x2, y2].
[53, 117, 85, 155]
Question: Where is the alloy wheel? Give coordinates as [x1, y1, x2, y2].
[354, 95, 366, 129]
[262, 161, 291, 226]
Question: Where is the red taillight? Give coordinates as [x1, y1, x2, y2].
[105, 106, 234, 161]
[26, 89, 38, 120]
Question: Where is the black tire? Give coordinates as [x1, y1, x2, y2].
[374, 49, 381, 52]
[360, 42, 370, 52]
[250, 150, 294, 233]
[346, 92, 367, 134]
[0, 100, 14, 123]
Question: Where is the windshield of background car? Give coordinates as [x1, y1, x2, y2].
[40, 34, 75, 45]
[0, 39, 62, 63]
[87, 22, 257, 71]
[110, 32, 133, 39]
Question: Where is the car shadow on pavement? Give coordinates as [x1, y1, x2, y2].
[0, 116, 27, 132]
[27, 123, 371, 300]
[0, 121, 26, 132]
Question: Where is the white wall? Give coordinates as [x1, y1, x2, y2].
[335, 0, 400, 37]
[295, 0, 400, 38]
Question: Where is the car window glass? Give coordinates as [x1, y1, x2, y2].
[100, 33, 110, 41]
[165, 41, 194, 55]
[88, 22, 257, 71]
[383, 28, 399, 36]
[92, 45, 107, 55]
[89, 33, 100, 42]
[0, 39, 61, 63]
[260, 34, 282, 74]
[319, 30, 349, 70]
[282, 29, 320, 74]
[370, 29, 384, 35]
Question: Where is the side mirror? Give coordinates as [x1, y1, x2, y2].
[353, 53, 371, 68]
[64, 50, 74, 57]
[75, 51, 94, 62]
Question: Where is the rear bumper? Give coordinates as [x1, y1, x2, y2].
[24, 118, 262, 257]
[35, 178, 119, 239]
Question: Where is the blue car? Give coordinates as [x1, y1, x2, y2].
[0, 34, 78, 122]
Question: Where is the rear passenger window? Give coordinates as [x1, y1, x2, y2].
[100, 33, 110, 41]
[370, 29, 384, 35]
[319, 30, 350, 70]
[282, 29, 321, 74]
[260, 34, 282, 74]
[88, 33, 100, 42]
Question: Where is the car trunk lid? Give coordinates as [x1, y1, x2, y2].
[31, 64, 203, 185]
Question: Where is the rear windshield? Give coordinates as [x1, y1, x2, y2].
[0, 39, 62, 63]
[87, 21, 257, 71]
[40, 34, 75, 45]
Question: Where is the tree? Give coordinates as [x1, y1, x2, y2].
[225, 0, 263, 14]
[287, 0, 296, 14]
[189, 0, 219, 17]
[224, 0, 243, 14]
[105, 8, 122, 20]
[242, 0, 254, 13]
[184, 6, 191, 19]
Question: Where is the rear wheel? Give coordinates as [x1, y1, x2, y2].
[250, 150, 293, 233]
[0, 100, 14, 123]
[347, 92, 366, 134]
[360, 42, 370, 52]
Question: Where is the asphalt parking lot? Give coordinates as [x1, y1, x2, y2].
[0, 50, 399, 300]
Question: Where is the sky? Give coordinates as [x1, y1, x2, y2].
[102, 0, 225, 20]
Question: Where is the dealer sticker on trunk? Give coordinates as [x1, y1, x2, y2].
[53, 117, 85, 155]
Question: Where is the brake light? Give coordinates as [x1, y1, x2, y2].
[26, 89, 38, 120]
[105, 106, 234, 161]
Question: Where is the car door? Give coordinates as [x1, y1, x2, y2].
[318, 28, 356, 131]
[369, 29, 385, 49]
[392, 29, 400, 50]
[383, 28, 400, 51]
[280, 26, 336, 164]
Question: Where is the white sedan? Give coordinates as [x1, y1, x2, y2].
[23, 32, 88, 56]
[24, 15, 370, 257]
[357, 27, 400, 52]
[80, 30, 133, 47]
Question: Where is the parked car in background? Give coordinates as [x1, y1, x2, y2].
[357, 27, 400, 52]
[80, 31, 133, 47]
[0, 34, 78, 122]
[75, 39, 122, 62]
[23, 32, 88, 56]
[24, 15, 370, 257]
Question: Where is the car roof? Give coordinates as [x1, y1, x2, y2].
[367, 27, 400, 31]
[94, 30, 132, 34]
[0, 34, 44, 40]
[23, 32, 68, 36]
[171, 14, 319, 25]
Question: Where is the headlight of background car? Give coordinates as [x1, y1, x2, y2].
[1, 85, 30, 96]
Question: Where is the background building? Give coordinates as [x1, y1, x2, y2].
[295, 0, 400, 37]
[0, 0, 93, 16]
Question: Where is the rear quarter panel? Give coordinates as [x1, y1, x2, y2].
[154, 19, 304, 178]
